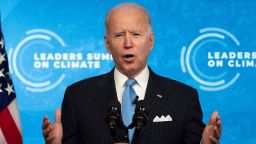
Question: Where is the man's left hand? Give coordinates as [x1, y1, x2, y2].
[201, 111, 222, 144]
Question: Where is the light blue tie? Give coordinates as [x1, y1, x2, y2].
[122, 78, 137, 143]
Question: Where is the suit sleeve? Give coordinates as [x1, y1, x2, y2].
[184, 88, 206, 144]
[61, 86, 79, 144]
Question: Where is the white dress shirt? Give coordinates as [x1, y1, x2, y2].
[114, 66, 149, 105]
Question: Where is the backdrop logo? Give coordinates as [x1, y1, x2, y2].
[180, 27, 256, 91]
[9, 29, 112, 92]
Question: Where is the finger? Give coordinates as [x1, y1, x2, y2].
[216, 117, 222, 133]
[43, 123, 53, 137]
[45, 131, 55, 144]
[42, 117, 50, 129]
[210, 135, 219, 144]
[214, 126, 221, 140]
[208, 125, 215, 137]
[43, 115, 49, 122]
[208, 111, 218, 125]
[45, 136, 54, 144]
[55, 108, 61, 123]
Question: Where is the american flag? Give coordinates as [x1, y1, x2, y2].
[0, 23, 22, 143]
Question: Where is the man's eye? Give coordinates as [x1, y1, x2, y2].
[115, 33, 124, 38]
[132, 33, 141, 36]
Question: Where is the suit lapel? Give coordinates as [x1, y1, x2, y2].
[138, 68, 170, 137]
[93, 69, 118, 114]
[143, 69, 168, 120]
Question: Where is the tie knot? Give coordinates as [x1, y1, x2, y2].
[125, 78, 136, 86]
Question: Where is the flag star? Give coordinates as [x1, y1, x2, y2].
[5, 83, 14, 95]
[0, 53, 6, 64]
[0, 84, 2, 93]
[0, 68, 5, 78]
[0, 37, 4, 49]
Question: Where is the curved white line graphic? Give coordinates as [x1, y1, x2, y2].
[200, 27, 240, 46]
[8, 48, 14, 73]
[180, 46, 187, 73]
[25, 74, 65, 92]
[26, 29, 67, 47]
[185, 33, 225, 86]
[12, 34, 51, 87]
[200, 73, 240, 91]
[192, 39, 227, 80]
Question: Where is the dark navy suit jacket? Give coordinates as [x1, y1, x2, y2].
[61, 68, 205, 144]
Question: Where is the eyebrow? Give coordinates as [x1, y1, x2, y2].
[113, 30, 143, 34]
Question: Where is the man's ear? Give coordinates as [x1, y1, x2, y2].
[104, 35, 112, 54]
[149, 32, 154, 51]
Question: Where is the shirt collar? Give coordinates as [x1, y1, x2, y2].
[114, 66, 149, 90]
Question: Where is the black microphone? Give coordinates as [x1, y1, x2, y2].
[132, 100, 148, 144]
[105, 100, 121, 133]
[132, 96, 139, 105]
[105, 100, 129, 143]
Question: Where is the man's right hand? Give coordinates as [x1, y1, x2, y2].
[42, 108, 63, 144]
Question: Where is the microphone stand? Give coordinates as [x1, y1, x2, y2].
[105, 100, 129, 144]
[131, 100, 148, 144]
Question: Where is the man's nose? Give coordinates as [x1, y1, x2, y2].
[123, 34, 133, 48]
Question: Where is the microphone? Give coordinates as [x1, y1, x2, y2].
[105, 100, 129, 143]
[132, 100, 148, 144]
[132, 96, 139, 105]
[105, 100, 121, 131]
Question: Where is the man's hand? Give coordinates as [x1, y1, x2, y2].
[201, 111, 222, 144]
[42, 109, 63, 144]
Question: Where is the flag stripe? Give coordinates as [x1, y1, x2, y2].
[0, 128, 7, 144]
[0, 107, 22, 144]
[8, 99, 22, 133]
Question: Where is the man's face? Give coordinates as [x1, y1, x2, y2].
[105, 8, 154, 77]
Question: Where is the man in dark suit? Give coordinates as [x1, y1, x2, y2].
[43, 2, 221, 144]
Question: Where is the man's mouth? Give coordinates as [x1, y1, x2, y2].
[123, 54, 135, 62]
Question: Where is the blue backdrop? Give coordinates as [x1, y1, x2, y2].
[1, 0, 256, 143]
